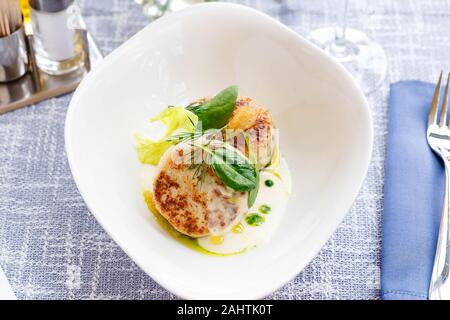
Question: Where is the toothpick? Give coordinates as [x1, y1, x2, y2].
[0, 0, 21, 37]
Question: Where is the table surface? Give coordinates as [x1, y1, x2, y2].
[1, 0, 449, 300]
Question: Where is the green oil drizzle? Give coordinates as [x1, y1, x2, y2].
[245, 213, 265, 226]
[265, 179, 274, 187]
[259, 204, 271, 214]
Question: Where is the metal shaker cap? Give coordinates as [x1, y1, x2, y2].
[29, 0, 74, 13]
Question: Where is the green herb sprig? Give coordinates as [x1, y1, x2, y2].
[191, 141, 258, 192]
[165, 85, 260, 206]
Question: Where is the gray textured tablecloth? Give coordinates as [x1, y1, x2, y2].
[1, 0, 449, 300]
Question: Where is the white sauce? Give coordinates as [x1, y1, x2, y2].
[141, 156, 291, 256]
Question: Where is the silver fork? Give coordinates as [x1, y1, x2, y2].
[427, 71, 450, 299]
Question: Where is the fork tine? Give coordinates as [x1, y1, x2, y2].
[429, 71, 443, 126]
[441, 72, 450, 127]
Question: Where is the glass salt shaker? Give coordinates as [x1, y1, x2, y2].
[29, 0, 84, 75]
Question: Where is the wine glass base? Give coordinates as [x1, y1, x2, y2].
[308, 27, 387, 95]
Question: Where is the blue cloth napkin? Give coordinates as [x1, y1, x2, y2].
[381, 81, 445, 300]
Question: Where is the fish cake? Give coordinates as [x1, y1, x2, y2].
[152, 143, 248, 237]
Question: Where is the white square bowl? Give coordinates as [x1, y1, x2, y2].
[65, 3, 372, 299]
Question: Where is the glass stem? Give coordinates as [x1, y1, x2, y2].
[330, 0, 350, 58]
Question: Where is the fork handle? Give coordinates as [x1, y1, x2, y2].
[429, 157, 450, 299]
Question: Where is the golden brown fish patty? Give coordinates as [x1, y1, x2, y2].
[152, 143, 248, 238]
[228, 97, 274, 167]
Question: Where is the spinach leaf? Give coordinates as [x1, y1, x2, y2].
[210, 145, 257, 192]
[188, 86, 238, 130]
[247, 170, 259, 208]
